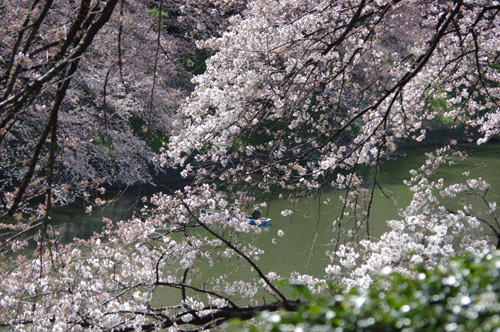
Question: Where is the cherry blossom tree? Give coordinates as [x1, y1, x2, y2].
[1, 0, 499, 331]
[0, 0, 234, 220]
[0, 0, 127, 218]
[166, 0, 499, 254]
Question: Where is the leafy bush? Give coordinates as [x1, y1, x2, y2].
[245, 251, 500, 332]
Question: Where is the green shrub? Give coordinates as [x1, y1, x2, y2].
[244, 251, 500, 331]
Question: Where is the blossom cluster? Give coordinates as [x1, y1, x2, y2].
[326, 147, 497, 289]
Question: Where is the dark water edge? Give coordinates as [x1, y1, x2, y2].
[399, 124, 499, 148]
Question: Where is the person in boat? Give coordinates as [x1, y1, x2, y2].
[251, 209, 261, 220]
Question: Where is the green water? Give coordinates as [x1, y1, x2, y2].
[50, 144, 500, 303]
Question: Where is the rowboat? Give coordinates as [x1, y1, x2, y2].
[247, 217, 271, 226]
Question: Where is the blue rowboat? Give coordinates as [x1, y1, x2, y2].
[247, 217, 271, 226]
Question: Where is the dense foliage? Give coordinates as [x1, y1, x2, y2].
[247, 250, 500, 332]
[0, 0, 239, 217]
